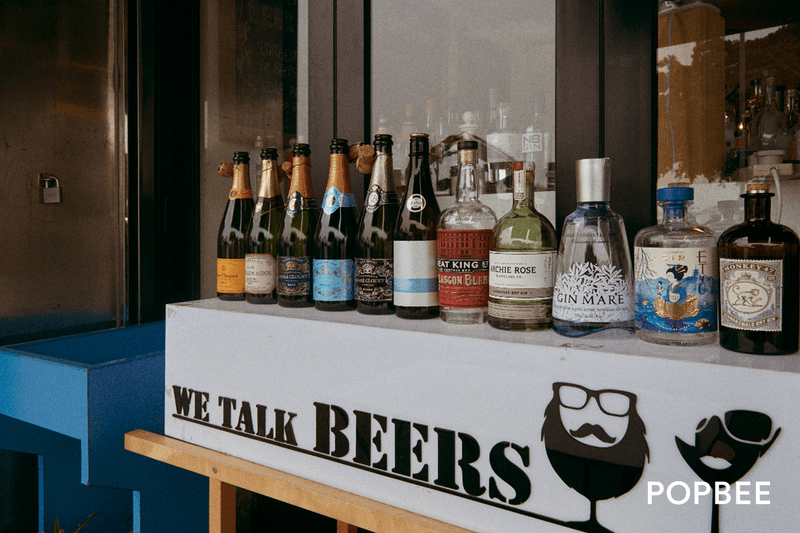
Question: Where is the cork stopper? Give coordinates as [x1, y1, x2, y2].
[746, 182, 771, 193]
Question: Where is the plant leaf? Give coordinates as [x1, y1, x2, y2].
[72, 512, 100, 533]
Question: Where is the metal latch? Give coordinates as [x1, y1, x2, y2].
[39, 174, 62, 204]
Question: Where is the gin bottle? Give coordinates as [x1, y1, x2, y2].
[552, 158, 634, 336]
[634, 187, 717, 345]
[437, 140, 497, 324]
[718, 183, 799, 355]
[488, 162, 557, 330]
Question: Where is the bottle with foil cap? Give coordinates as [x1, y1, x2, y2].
[355, 134, 399, 315]
[488, 161, 557, 331]
[313, 139, 358, 311]
[552, 157, 634, 336]
[718, 182, 799, 354]
[436, 140, 497, 324]
[217, 151, 255, 301]
[394, 133, 441, 319]
[277, 143, 317, 307]
[244, 148, 285, 304]
[634, 186, 717, 345]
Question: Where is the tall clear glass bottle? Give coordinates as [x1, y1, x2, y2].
[436, 140, 497, 324]
[313, 139, 358, 311]
[245, 148, 285, 304]
[217, 151, 255, 301]
[718, 183, 799, 355]
[634, 187, 717, 345]
[488, 162, 557, 331]
[750, 76, 788, 151]
[277, 144, 317, 308]
[356, 134, 399, 315]
[552, 158, 634, 336]
[394, 133, 441, 319]
[486, 103, 514, 194]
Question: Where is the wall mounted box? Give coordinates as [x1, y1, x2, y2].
[165, 299, 800, 533]
[0, 323, 206, 533]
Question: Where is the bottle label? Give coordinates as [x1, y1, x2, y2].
[720, 258, 782, 332]
[553, 262, 633, 323]
[406, 194, 426, 213]
[393, 240, 438, 306]
[322, 186, 357, 215]
[286, 191, 316, 218]
[436, 230, 492, 309]
[355, 258, 393, 302]
[365, 184, 398, 213]
[217, 258, 246, 294]
[489, 251, 555, 299]
[313, 259, 355, 301]
[635, 247, 718, 333]
[229, 188, 254, 200]
[521, 132, 544, 153]
[488, 300, 550, 320]
[277, 256, 312, 296]
[245, 253, 277, 294]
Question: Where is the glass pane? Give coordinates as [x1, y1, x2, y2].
[656, 3, 800, 237]
[370, 0, 556, 225]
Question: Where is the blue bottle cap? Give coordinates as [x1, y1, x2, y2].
[657, 186, 693, 202]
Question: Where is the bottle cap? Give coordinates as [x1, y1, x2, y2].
[330, 139, 349, 154]
[373, 134, 393, 154]
[292, 143, 311, 157]
[458, 140, 478, 151]
[575, 157, 610, 202]
[233, 151, 250, 164]
[409, 133, 430, 155]
[746, 182, 771, 194]
[260, 147, 278, 160]
[657, 186, 693, 202]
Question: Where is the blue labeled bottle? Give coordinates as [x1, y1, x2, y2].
[634, 186, 717, 345]
[313, 139, 358, 311]
[552, 158, 634, 336]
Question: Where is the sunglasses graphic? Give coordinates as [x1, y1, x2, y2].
[553, 382, 637, 417]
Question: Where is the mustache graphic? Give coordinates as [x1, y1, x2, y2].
[570, 423, 617, 444]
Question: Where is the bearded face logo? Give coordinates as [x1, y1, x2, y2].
[542, 382, 649, 533]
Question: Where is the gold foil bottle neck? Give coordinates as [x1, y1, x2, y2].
[231, 162, 252, 194]
[326, 153, 353, 194]
[575, 157, 610, 203]
[289, 156, 314, 199]
[257, 159, 282, 199]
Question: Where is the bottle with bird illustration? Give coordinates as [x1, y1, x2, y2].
[634, 186, 717, 345]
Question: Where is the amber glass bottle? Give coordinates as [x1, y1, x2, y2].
[277, 144, 317, 307]
[356, 134, 399, 314]
[217, 151, 254, 300]
[718, 183, 799, 354]
[394, 133, 441, 319]
[313, 139, 358, 311]
[245, 148, 285, 304]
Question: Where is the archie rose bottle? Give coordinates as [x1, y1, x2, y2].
[718, 183, 799, 354]
[394, 133, 441, 319]
[437, 140, 497, 324]
[489, 162, 557, 330]
[245, 148, 285, 304]
[634, 187, 717, 345]
[217, 151, 255, 300]
[313, 139, 358, 311]
[356, 134, 399, 315]
[552, 158, 634, 336]
[277, 144, 317, 307]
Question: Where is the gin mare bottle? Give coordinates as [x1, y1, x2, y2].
[634, 186, 717, 345]
[552, 158, 634, 336]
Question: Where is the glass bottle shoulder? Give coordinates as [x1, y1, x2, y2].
[634, 220, 716, 248]
[438, 201, 497, 231]
[493, 206, 557, 250]
[718, 220, 800, 247]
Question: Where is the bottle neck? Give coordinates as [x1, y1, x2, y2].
[369, 150, 395, 191]
[231, 163, 252, 196]
[408, 149, 435, 195]
[660, 201, 688, 224]
[512, 163, 534, 211]
[745, 194, 772, 222]
[456, 149, 479, 202]
[289, 156, 314, 198]
[256, 160, 281, 198]
[326, 153, 353, 193]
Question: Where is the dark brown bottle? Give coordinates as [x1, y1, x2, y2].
[313, 139, 358, 311]
[394, 133, 441, 319]
[277, 144, 317, 307]
[217, 152, 255, 301]
[245, 148, 284, 304]
[718, 183, 799, 354]
[356, 134, 399, 315]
